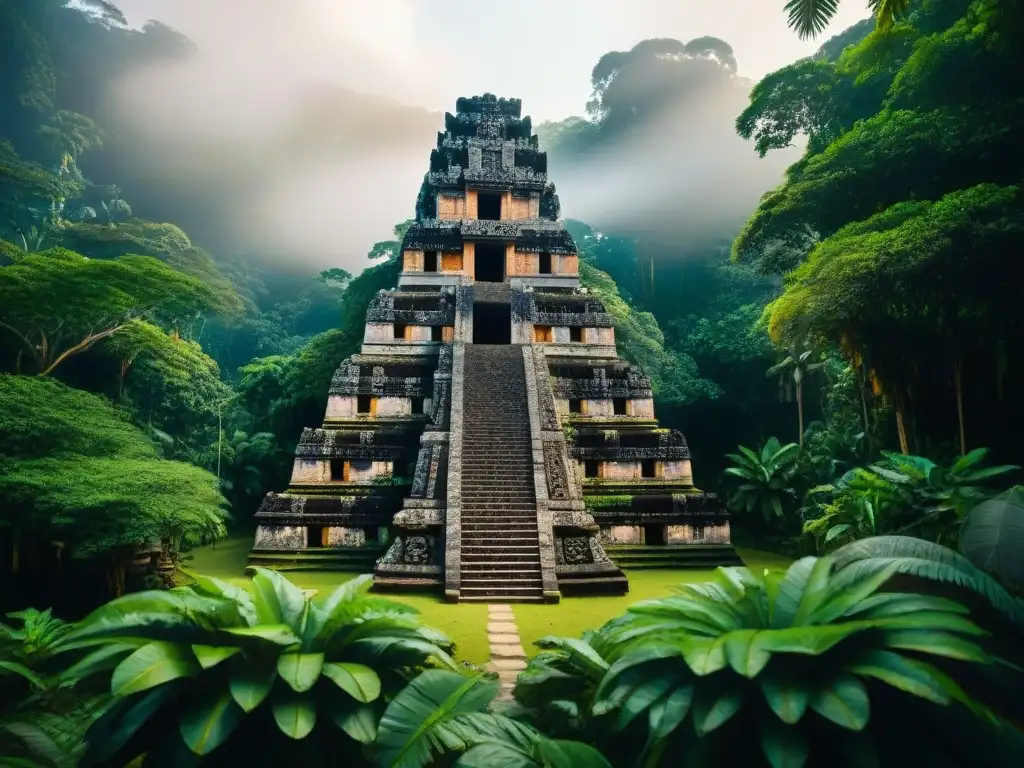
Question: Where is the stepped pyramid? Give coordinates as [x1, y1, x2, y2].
[250, 94, 740, 602]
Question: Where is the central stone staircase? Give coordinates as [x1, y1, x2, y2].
[459, 344, 544, 602]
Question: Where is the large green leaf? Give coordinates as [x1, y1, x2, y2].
[960, 487, 1024, 591]
[59, 642, 139, 684]
[808, 674, 869, 730]
[648, 683, 694, 739]
[80, 685, 174, 764]
[680, 635, 729, 675]
[750, 623, 865, 657]
[593, 645, 682, 715]
[692, 687, 744, 736]
[847, 650, 950, 705]
[223, 624, 299, 646]
[277, 652, 324, 693]
[771, 558, 816, 628]
[322, 662, 381, 702]
[831, 536, 1024, 627]
[111, 642, 198, 696]
[760, 671, 810, 725]
[228, 665, 276, 712]
[723, 629, 771, 677]
[272, 692, 317, 739]
[191, 645, 241, 670]
[179, 689, 243, 755]
[332, 702, 378, 744]
[614, 673, 681, 731]
[880, 629, 988, 662]
[250, 567, 308, 633]
[759, 718, 809, 768]
[375, 670, 499, 768]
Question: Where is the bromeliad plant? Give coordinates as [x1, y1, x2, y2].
[724, 437, 801, 523]
[515, 546, 1024, 767]
[62, 570, 456, 766]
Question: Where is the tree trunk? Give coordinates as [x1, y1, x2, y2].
[858, 364, 871, 453]
[796, 381, 805, 448]
[895, 405, 910, 455]
[954, 358, 966, 456]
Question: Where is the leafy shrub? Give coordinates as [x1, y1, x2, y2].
[515, 540, 1024, 767]
[64, 571, 455, 766]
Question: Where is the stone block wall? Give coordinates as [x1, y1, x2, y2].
[403, 250, 424, 271]
[291, 458, 329, 483]
[254, 525, 305, 549]
[630, 399, 655, 418]
[326, 526, 367, 547]
[364, 323, 393, 343]
[600, 525, 643, 545]
[326, 395, 355, 419]
[290, 458, 392, 484]
[662, 460, 694, 482]
[437, 193, 467, 219]
[586, 327, 615, 345]
[667, 522, 731, 544]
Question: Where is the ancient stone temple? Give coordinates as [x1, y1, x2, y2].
[250, 93, 740, 601]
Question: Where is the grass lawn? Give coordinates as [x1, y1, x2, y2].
[182, 536, 791, 666]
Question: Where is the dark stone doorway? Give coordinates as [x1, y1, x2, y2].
[474, 242, 505, 282]
[473, 303, 511, 344]
[478, 192, 502, 221]
[644, 524, 667, 546]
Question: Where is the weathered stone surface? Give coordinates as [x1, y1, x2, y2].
[490, 644, 526, 659]
[487, 658, 527, 672]
[487, 622, 518, 634]
[488, 633, 520, 645]
[488, 612, 515, 622]
[488, 604, 512, 612]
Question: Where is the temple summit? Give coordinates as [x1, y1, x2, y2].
[249, 93, 740, 602]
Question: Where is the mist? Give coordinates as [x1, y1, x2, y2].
[100, 1, 836, 273]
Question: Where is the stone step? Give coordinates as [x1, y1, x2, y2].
[461, 562, 543, 572]
[462, 543, 540, 552]
[462, 595, 545, 603]
[461, 586, 543, 595]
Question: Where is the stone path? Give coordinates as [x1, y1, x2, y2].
[484, 604, 527, 701]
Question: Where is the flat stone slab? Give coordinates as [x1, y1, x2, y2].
[490, 644, 526, 659]
[487, 622, 518, 634]
[488, 633, 521, 645]
[488, 604, 512, 611]
[488, 658, 527, 672]
[498, 671, 519, 684]
[488, 612, 515, 622]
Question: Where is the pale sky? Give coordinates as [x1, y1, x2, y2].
[116, 0, 871, 121]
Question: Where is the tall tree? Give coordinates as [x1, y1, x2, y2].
[0, 247, 230, 376]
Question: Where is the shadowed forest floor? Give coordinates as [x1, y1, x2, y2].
[183, 535, 791, 665]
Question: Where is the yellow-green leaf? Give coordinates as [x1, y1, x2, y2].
[277, 652, 324, 693]
[111, 642, 198, 696]
[273, 693, 317, 739]
[192, 645, 241, 670]
[322, 662, 381, 703]
[179, 689, 243, 755]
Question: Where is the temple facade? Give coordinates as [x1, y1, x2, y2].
[249, 94, 740, 602]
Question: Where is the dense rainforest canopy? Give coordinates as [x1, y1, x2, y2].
[3, 0, 1024, 766]
[0, 0, 1020, 604]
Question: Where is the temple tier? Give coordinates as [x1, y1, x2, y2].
[249, 93, 740, 602]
